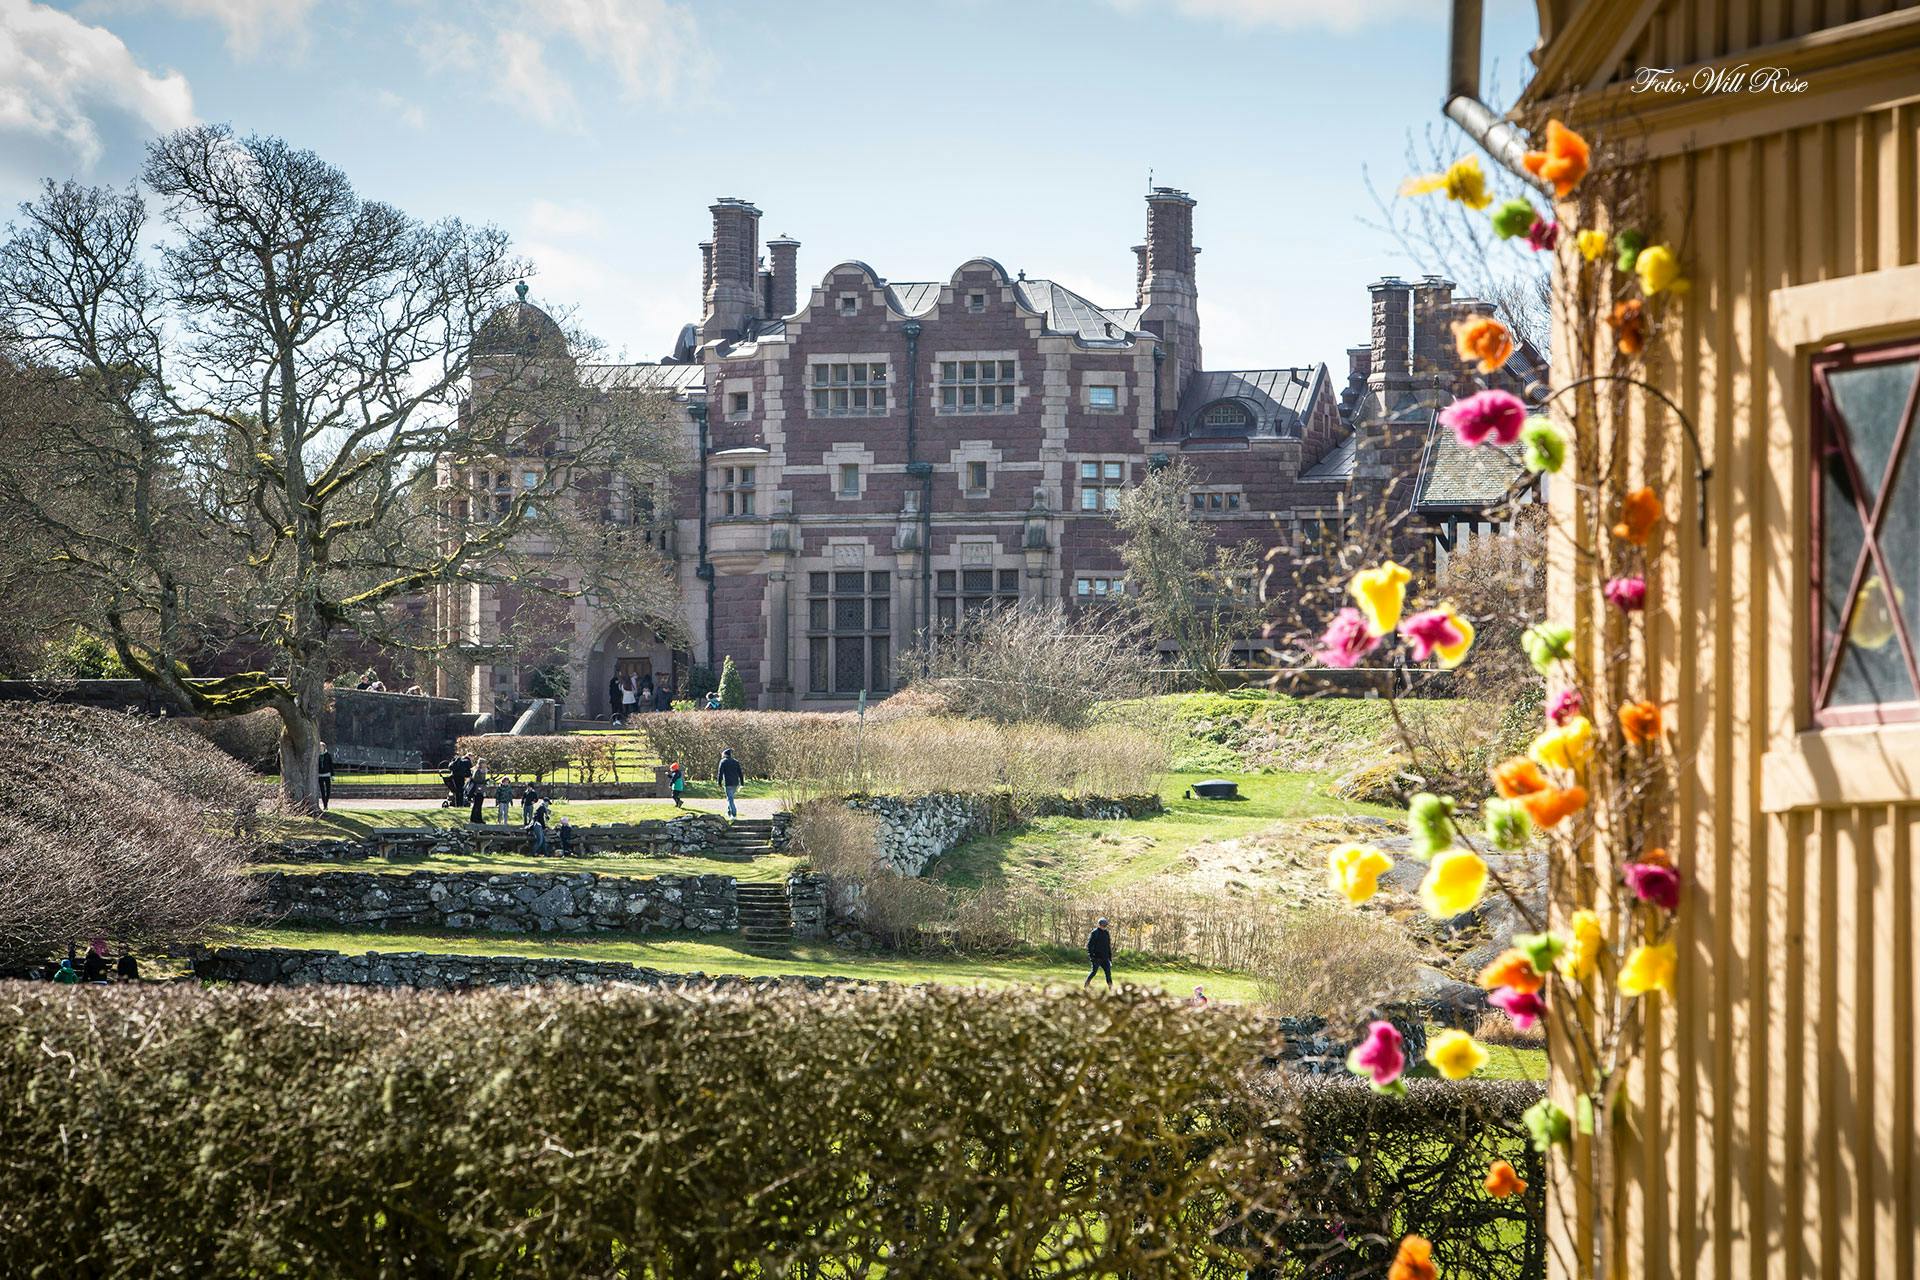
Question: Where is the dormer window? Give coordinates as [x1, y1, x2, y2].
[838, 294, 859, 316]
[1201, 401, 1252, 430]
[967, 292, 986, 313]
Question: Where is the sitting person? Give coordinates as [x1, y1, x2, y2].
[81, 940, 110, 983]
[51, 958, 79, 985]
[116, 951, 140, 981]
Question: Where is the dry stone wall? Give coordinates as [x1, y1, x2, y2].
[845, 792, 1163, 876]
[195, 946, 869, 992]
[260, 870, 738, 934]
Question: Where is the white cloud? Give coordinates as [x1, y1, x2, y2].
[371, 89, 428, 131]
[528, 198, 607, 239]
[0, 0, 193, 176]
[82, 0, 318, 58]
[1105, 0, 1430, 31]
[414, 0, 705, 129]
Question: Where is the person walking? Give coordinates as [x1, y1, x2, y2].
[494, 775, 514, 824]
[654, 682, 672, 712]
[716, 748, 745, 819]
[607, 674, 624, 725]
[668, 761, 686, 808]
[520, 783, 538, 826]
[1084, 918, 1114, 989]
[316, 742, 334, 810]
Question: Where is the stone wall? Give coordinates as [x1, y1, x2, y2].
[260, 812, 751, 864]
[787, 872, 826, 939]
[845, 791, 1163, 877]
[195, 946, 868, 992]
[322, 688, 461, 769]
[260, 870, 738, 934]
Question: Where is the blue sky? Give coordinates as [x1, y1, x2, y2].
[1, 0, 1539, 370]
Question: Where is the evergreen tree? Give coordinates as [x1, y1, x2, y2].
[718, 656, 746, 710]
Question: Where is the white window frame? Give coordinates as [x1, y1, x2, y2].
[1202, 401, 1252, 428]
[1076, 458, 1127, 512]
[1086, 385, 1121, 412]
[718, 465, 757, 517]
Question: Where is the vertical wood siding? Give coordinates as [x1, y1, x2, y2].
[1540, 5, 1920, 1272]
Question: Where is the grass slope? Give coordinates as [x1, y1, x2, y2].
[934, 770, 1400, 893]
[235, 924, 1267, 1002]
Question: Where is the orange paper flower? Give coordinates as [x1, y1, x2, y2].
[1390, 1234, 1438, 1280]
[1639, 846, 1673, 868]
[1522, 120, 1591, 197]
[1613, 487, 1663, 544]
[1453, 315, 1516, 374]
[1479, 948, 1547, 995]
[1485, 1159, 1528, 1198]
[1522, 785, 1589, 829]
[1493, 757, 1548, 798]
[1620, 699, 1663, 746]
[1607, 298, 1647, 355]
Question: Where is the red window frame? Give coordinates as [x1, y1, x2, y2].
[1809, 336, 1920, 726]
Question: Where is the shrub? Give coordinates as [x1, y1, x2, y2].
[38, 627, 128, 680]
[185, 707, 282, 773]
[455, 735, 584, 782]
[0, 704, 269, 968]
[717, 654, 746, 709]
[0, 983, 1314, 1276]
[901, 601, 1157, 728]
[528, 663, 572, 703]
[684, 663, 718, 702]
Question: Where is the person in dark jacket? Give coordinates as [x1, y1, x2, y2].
[607, 675, 624, 724]
[525, 796, 551, 854]
[716, 748, 745, 819]
[444, 754, 472, 807]
[520, 784, 539, 825]
[316, 743, 334, 810]
[1084, 918, 1113, 989]
[116, 951, 140, 981]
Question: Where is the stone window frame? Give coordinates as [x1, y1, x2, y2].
[716, 464, 757, 518]
[949, 441, 1004, 499]
[966, 291, 988, 313]
[1074, 575, 1126, 600]
[820, 442, 876, 502]
[837, 292, 861, 317]
[1296, 509, 1349, 555]
[934, 350, 1021, 415]
[807, 355, 891, 418]
[1073, 456, 1130, 513]
[1189, 485, 1245, 515]
[724, 380, 753, 420]
[1079, 371, 1128, 413]
[806, 565, 893, 696]
[934, 560, 1021, 634]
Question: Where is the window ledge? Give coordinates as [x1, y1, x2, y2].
[1761, 722, 1920, 812]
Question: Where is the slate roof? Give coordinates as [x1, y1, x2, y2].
[578, 363, 708, 394]
[1301, 433, 1357, 480]
[872, 277, 1140, 344]
[1176, 366, 1328, 438]
[1414, 413, 1530, 510]
[886, 281, 941, 314]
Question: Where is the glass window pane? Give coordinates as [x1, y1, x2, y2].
[942, 387, 957, 408]
[868, 571, 889, 592]
[1192, 494, 1206, 510]
[942, 362, 956, 381]
[809, 638, 829, 692]
[870, 598, 890, 629]
[962, 568, 993, 592]
[834, 598, 864, 631]
[872, 390, 886, 411]
[815, 366, 829, 385]
[835, 637, 866, 693]
[998, 569, 1019, 593]
[871, 365, 887, 382]
[1105, 462, 1123, 481]
[809, 598, 829, 630]
[1081, 462, 1099, 479]
[833, 389, 848, 410]
[1828, 359, 1919, 489]
[1104, 488, 1122, 510]
[961, 362, 976, 381]
[1000, 361, 1015, 381]
[835, 571, 864, 594]
[938, 570, 955, 591]
[1081, 488, 1100, 510]
[937, 597, 956, 626]
[1076, 578, 1090, 595]
[869, 637, 891, 692]
[813, 389, 829, 413]
[809, 572, 829, 592]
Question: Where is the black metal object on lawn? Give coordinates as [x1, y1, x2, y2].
[1190, 779, 1240, 800]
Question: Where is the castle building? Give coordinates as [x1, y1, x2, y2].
[435, 190, 1539, 717]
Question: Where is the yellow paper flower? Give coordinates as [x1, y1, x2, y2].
[1560, 908, 1603, 982]
[1349, 561, 1412, 635]
[1576, 228, 1608, 261]
[1399, 156, 1493, 210]
[1419, 849, 1489, 920]
[1425, 1028, 1490, 1079]
[1850, 575, 1903, 651]
[1529, 715, 1594, 771]
[1618, 941, 1677, 997]
[1327, 842, 1393, 905]
[1635, 244, 1687, 296]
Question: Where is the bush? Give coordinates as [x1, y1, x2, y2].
[684, 663, 718, 703]
[902, 601, 1157, 728]
[528, 663, 572, 703]
[1, 983, 1309, 1276]
[185, 707, 282, 773]
[39, 627, 129, 679]
[0, 704, 270, 968]
[717, 655, 746, 709]
[454, 735, 613, 783]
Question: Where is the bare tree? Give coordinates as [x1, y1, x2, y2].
[1112, 458, 1265, 690]
[0, 128, 683, 810]
[903, 600, 1156, 728]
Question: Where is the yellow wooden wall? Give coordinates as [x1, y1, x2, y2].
[1529, 3, 1920, 1276]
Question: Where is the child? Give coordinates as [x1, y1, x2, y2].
[668, 761, 686, 808]
[556, 816, 575, 855]
[494, 775, 513, 824]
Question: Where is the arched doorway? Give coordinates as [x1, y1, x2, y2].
[586, 623, 682, 720]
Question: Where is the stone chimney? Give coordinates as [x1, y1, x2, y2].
[1366, 277, 1414, 396]
[698, 240, 713, 321]
[759, 260, 775, 319]
[702, 198, 761, 344]
[1141, 187, 1202, 411]
[1341, 344, 1372, 420]
[1131, 244, 1147, 307]
[1411, 275, 1456, 384]
[767, 235, 800, 317]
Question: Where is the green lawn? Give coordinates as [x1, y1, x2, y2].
[933, 770, 1400, 892]
[234, 924, 1268, 1001]
[249, 851, 802, 882]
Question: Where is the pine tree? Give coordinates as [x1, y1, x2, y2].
[718, 656, 746, 710]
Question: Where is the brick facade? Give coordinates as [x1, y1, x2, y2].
[442, 191, 1533, 714]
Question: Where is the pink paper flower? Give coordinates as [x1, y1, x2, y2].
[1346, 1019, 1406, 1088]
[1605, 576, 1647, 612]
[1488, 987, 1547, 1031]
[1401, 608, 1466, 662]
[1317, 607, 1382, 669]
[1439, 389, 1528, 447]
[1526, 218, 1561, 252]
[1548, 689, 1584, 724]
[1623, 861, 1682, 911]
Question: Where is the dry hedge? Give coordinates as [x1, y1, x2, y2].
[0, 983, 1544, 1278]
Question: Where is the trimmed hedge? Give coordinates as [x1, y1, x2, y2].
[0, 983, 1544, 1277]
